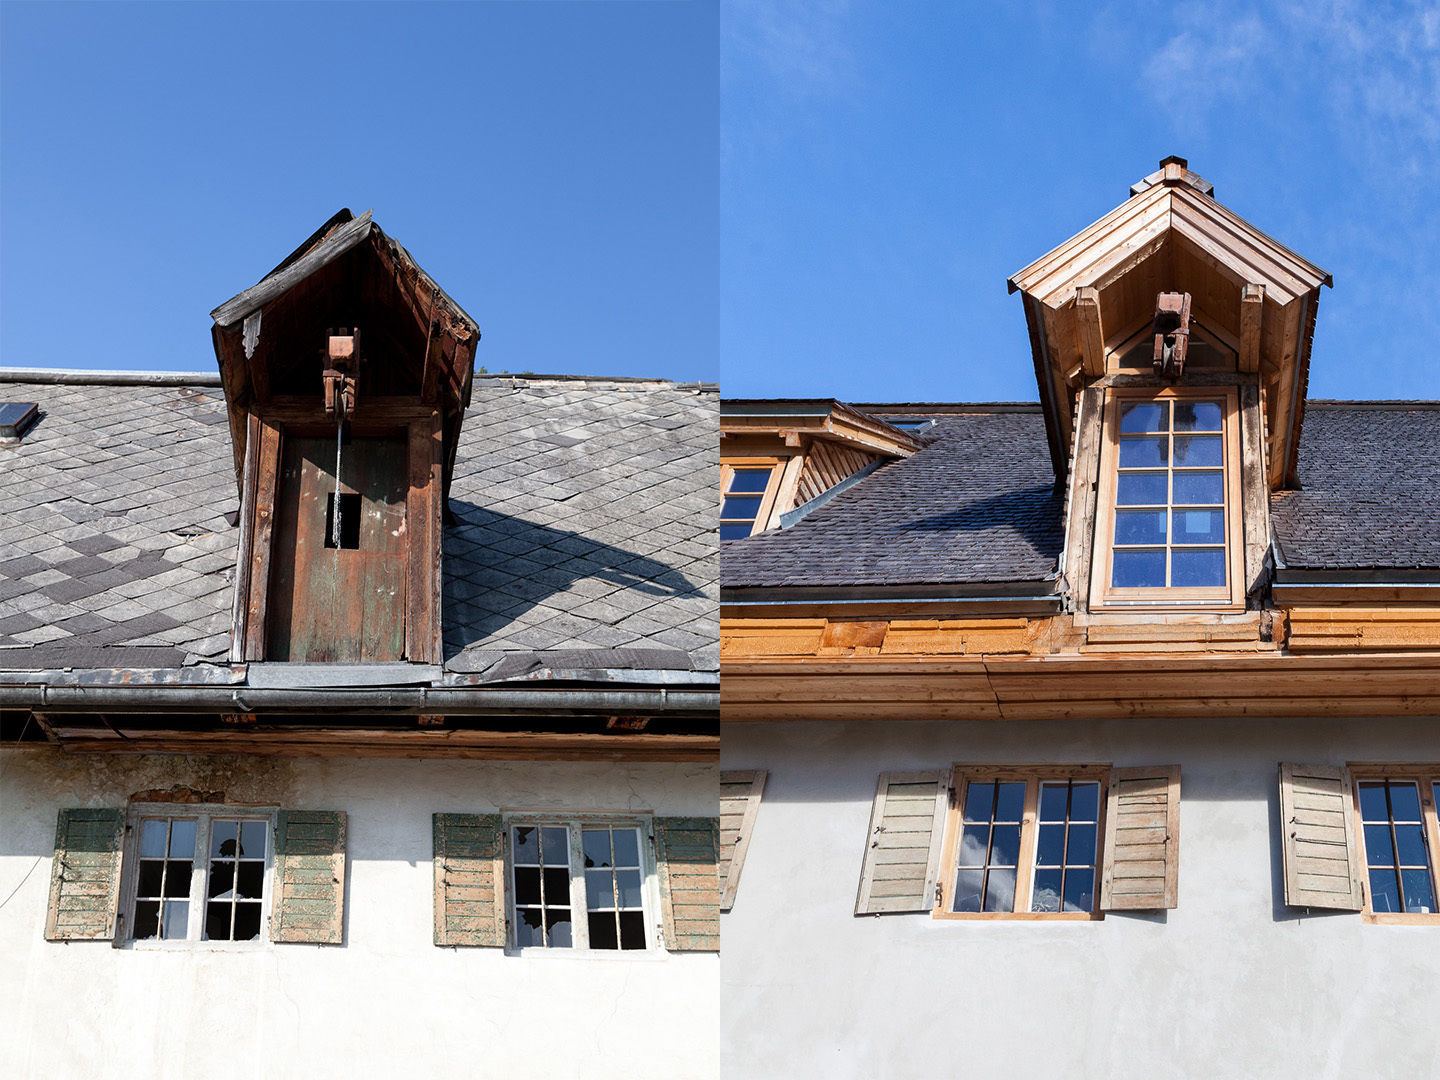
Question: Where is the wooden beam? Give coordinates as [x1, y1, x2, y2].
[1075, 285, 1106, 377]
[1240, 283, 1264, 373]
[242, 419, 282, 661]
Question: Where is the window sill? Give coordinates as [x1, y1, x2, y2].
[1363, 912, 1440, 925]
[930, 910, 1102, 922]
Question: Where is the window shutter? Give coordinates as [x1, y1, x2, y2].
[719, 770, 767, 912]
[1278, 763, 1364, 910]
[45, 808, 125, 942]
[655, 817, 720, 951]
[855, 771, 948, 916]
[271, 810, 346, 944]
[432, 813, 505, 947]
[1101, 766, 1181, 911]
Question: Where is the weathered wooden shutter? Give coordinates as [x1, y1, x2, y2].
[45, 808, 125, 942]
[855, 771, 948, 915]
[433, 813, 506, 947]
[1100, 766, 1181, 911]
[1278, 763, 1364, 910]
[719, 770, 767, 912]
[271, 810, 346, 944]
[655, 817, 720, 951]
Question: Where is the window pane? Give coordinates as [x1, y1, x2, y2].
[133, 900, 160, 939]
[539, 827, 568, 861]
[1063, 869, 1095, 913]
[1035, 824, 1065, 867]
[544, 910, 572, 948]
[989, 825, 1021, 867]
[958, 824, 990, 866]
[994, 782, 1025, 822]
[1364, 824, 1395, 866]
[1067, 824, 1098, 866]
[1119, 402, 1165, 433]
[1401, 869, 1436, 914]
[616, 869, 643, 908]
[983, 867, 1016, 912]
[1172, 509, 1225, 544]
[140, 820, 167, 859]
[1171, 548, 1226, 588]
[211, 820, 238, 859]
[1118, 436, 1168, 468]
[1370, 867, 1402, 912]
[588, 912, 619, 950]
[207, 862, 235, 900]
[1395, 825, 1428, 868]
[162, 901, 189, 939]
[1174, 401, 1223, 431]
[612, 829, 640, 867]
[233, 903, 262, 941]
[1389, 783, 1422, 822]
[618, 911, 646, 950]
[138, 861, 164, 897]
[168, 819, 196, 858]
[206, 902, 232, 941]
[1038, 784, 1069, 822]
[515, 908, 544, 948]
[952, 868, 984, 912]
[720, 524, 753, 540]
[582, 830, 613, 869]
[1358, 783, 1389, 822]
[163, 860, 192, 898]
[542, 867, 571, 903]
[585, 870, 615, 910]
[727, 469, 771, 494]
[1031, 869, 1062, 912]
[1172, 471, 1224, 505]
[963, 782, 995, 822]
[1113, 548, 1165, 588]
[1172, 435, 1222, 467]
[1115, 509, 1166, 546]
[512, 826, 539, 863]
[721, 495, 762, 520]
[513, 867, 541, 905]
[1069, 783, 1100, 822]
[239, 822, 266, 858]
[1116, 472, 1167, 506]
[236, 862, 264, 900]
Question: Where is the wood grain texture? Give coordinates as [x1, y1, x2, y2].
[655, 817, 720, 951]
[1100, 766, 1180, 911]
[44, 808, 125, 942]
[433, 813, 505, 947]
[1279, 763, 1363, 910]
[855, 772, 948, 915]
[271, 810, 346, 944]
[719, 770, 767, 912]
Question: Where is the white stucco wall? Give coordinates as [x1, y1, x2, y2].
[0, 751, 718, 1080]
[721, 717, 1440, 1080]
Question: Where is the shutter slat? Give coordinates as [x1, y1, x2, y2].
[855, 771, 947, 916]
[433, 813, 505, 947]
[1101, 766, 1180, 911]
[271, 810, 345, 944]
[1279, 763, 1364, 910]
[656, 816, 719, 951]
[45, 808, 124, 942]
[719, 770, 767, 912]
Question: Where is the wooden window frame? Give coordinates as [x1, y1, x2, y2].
[1348, 765, 1440, 925]
[1090, 386, 1245, 612]
[720, 458, 786, 538]
[501, 813, 660, 954]
[116, 804, 278, 949]
[231, 403, 444, 664]
[935, 765, 1110, 922]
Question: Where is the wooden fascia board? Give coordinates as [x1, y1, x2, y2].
[1008, 185, 1170, 297]
[722, 410, 919, 458]
[1172, 186, 1331, 292]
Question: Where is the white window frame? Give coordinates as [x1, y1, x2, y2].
[116, 803, 277, 949]
[502, 813, 660, 956]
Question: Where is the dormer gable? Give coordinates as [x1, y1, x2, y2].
[210, 210, 480, 664]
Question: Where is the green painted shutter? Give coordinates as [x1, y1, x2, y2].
[271, 810, 346, 944]
[433, 813, 506, 947]
[655, 816, 720, 952]
[45, 808, 125, 942]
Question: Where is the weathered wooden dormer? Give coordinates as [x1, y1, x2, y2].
[210, 210, 479, 664]
[1010, 158, 1331, 613]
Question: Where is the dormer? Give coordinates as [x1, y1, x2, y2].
[1010, 159, 1331, 612]
[210, 210, 479, 663]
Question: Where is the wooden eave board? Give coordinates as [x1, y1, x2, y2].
[1009, 185, 1172, 300]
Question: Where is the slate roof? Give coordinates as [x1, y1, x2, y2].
[0, 374, 717, 677]
[1270, 403, 1440, 573]
[722, 410, 1065, 589]
[722, 402, 1440, 591]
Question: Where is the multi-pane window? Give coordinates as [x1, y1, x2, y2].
[943, 770, 1106, 918]
[720, 463, 779, 540]
[1357, 780, 1436, 915]
[126, 809, 272, 943]
[1094, 389, 1243, 608]
[510, 821, 650, 951]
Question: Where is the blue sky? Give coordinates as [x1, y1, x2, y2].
[723, 1, 1440, 402]
[1, 2, 718, 382]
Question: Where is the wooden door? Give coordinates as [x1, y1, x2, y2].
[267, 435, 408, 661]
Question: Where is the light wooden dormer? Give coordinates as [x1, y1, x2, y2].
[719, 400, 921, 538]
[1008, 156, 1331, 491]
[210, 210, 480, 664]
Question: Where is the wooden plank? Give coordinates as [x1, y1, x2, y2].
[230, 412, 262, 662]
[1075, 286, 1105, 377]
[1279, 763, 1364, 910]
[212, 211, 375, 327]
[243, 419, 282, 661]
[855, 771, 947, 915]
[44, 808, 125, 942]
[1100, 766, 1180, 911]
[1239, 283, 1264, 373]
[719, 770, 767, 912]
[270, 810, 346, 944]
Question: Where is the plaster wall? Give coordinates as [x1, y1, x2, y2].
[721, 717, 1440, 1080]
[0, 751, 718, 1080]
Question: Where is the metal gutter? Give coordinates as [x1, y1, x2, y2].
[0, 368, 223, 387]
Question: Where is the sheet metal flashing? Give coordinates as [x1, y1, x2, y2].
[0, 368, 224, 387]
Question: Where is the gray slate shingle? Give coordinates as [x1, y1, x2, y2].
[0, 377, 718, 673]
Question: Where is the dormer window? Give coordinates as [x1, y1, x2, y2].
[1090, 388, 1244, 610]
[720, 462, 781, 539]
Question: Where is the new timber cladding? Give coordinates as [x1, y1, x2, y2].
[795, 441, 878, 504]
[44, 809, 125, 942]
